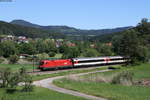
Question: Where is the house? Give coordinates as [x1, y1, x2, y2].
[55, 39, 64, 47]
[66, 41, 76, 47]
[17, 36, 29, 43]
[0, 35, 15, 42]
[105, 42, 112, 46]
[90, 44, 96, 48]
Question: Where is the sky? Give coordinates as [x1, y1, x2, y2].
[0, 0, 150, 29]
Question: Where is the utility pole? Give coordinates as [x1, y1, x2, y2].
[33, 55, 35, 72]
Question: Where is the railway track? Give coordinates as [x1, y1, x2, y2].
[27, 63, 121, 75]
[28, 65, 109, 75]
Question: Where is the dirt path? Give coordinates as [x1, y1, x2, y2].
[33, 69, 110, 100]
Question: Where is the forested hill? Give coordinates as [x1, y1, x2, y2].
[10, 20, 132, 36]
[0, 19, 132, 39]
[92, 19, 150, 44]
[0, 21, 65, 38]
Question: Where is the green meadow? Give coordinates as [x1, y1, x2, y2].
[54, 63, 150, 100]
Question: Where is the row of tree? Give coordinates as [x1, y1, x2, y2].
[0, 39, 57, 58]
[0, 38, 114, 60]
[112, 18, 150, 63]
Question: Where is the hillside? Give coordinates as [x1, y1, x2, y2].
[0, 21, 65, 38]
[10, 20, 132, 36]
[0, 19, 132, 40]
[11, 20, 41, 28]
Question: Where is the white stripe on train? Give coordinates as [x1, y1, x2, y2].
[74, 60, 126, 66]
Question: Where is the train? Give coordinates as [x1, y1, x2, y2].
[38, 56, 128, 71]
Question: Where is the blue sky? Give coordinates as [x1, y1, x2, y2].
[0, 0, 149, 29]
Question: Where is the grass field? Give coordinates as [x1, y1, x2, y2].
[0, 87, 86, 100]
[84, 63, 150, 80]
[54, 63, 150, 100]
[0, 64, 34, 71]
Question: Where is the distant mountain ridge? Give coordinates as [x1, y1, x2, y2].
[10, 20, 133, 36]
[0, 21, 65, 38]
[11, 20, 41, 28]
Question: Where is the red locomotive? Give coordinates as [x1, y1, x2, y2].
[38, 56, 127, 71]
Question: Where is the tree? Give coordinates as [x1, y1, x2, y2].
[116, 30, 141, 63]
[35, 39, 57, 54]
[9, 55, 19, 64]
[0, 41, 18, 57]
[0, 67, 33, 92]
[83, 48, 100, 57]
[19, 43, 36, 55]
[0, 68, 11, 88]
[58, 44, 69, 53]
[136, 45, 150, 62]
[19, 67, 33, 92]
[35, 39, 47, 53]
[137, 18, 150, 35]
[112, 35, 123, 54]
[112, 18, 150, 64]
[96, 43, 113, 56]
[37, 53, 49, 60]
[62, 47, 80, 59]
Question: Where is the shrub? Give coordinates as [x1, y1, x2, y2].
[0, 68, 21, 90]
[0, 57, 5, 64]
[0, 67, 34, 92]
[37, 53, 49, 60]
[19, 67, 27, 75]
[83, 48, 100, 57]
[48, 52, 56, 57]
[21, 75, 34, 92]
[19, 67, 34, 92]
[9, 55, 19, 64]
[0, 68, 12, 88]
[0, 95, 11, 100]
[111, 71, 134, 86]
[7, 72, 20, 88]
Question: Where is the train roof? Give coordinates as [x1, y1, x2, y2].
[72, 56, 124, 61]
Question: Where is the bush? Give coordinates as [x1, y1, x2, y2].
[111, 71, 134, 86]
[37, 53, 49, 60]
[0, 95, 11, 100]
[0, 57, 5, 63]
[9, 55, 19, 64]
[48, 52, 56, 57]
[7, 72, 20, 88]
[0, 68, 12, 88]
[62, 47, 80, 59]
[21, 75, 34, 92]
[19, 67, 34, 92]
[83, 48, 100, 57]
[0, 68, 20, 90]
[0, 67, 34, 92]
